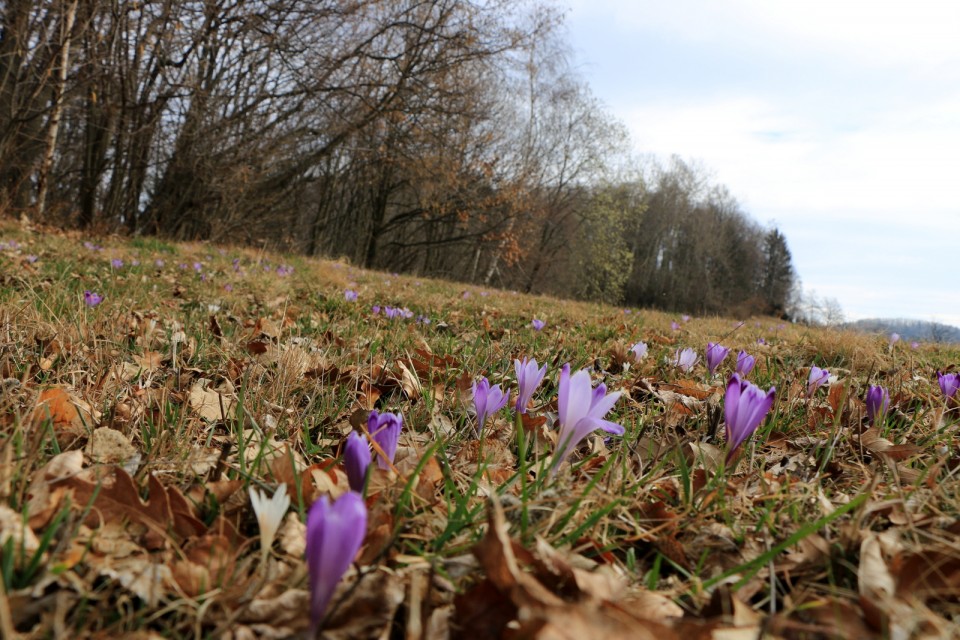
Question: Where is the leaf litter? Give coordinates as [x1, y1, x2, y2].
[0, 223, 959, 637]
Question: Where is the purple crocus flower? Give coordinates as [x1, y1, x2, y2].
[705, 342, 730, 375]
[531, 318, 545, 331]
[472, 376, 509, 435]
[630, 342, 648, 362]
[672, 348, 699, 373]
[681, 314, 691, 323]
[343, 432, 371, 493]
[865, 385, 890, 424]
[111, 258, 123, 269]
[367, 410, 402, 470]
[552, 364, 624, 473]
[938, 371, 960, 400]
[514, 357, 547, 414]
[83, 291, 103, 307]
[735, 351, 755, 377]
[670, 321, 681, 331]
[724, 373, 776, 462]
[344, 289, 358, 302]
[371, 305, 381, 315]
[889, 333, 900, 347]
[807, 366, 830, 396]
[306, 492, 367, 633]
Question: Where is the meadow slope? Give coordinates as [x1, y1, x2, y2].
[1, 220, 959, 638]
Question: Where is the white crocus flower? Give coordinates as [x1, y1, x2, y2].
[249, 483, 290, 563]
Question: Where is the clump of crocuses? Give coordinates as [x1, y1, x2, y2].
[865, 385, 889, 424]
[343, 432, 372, 493]
[552, 364, 623, 474]
[306, 492, 367, 634]
[472, 376, 509, 434]
[514, 357, 546, 414]
[724, 373, 775, 463]
[705, 342, 730, 375]
[735, 351, 755, 377]
[367, 410, 402, 470]
[807, 366, 830, 396]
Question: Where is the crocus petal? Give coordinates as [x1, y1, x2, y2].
[724, 374, 743, 441]
[344, 432, 371, 493]
[306, 493, 367, 631]
[562, 368, 593, 429]
[551, 367, 623, 473]
[735, 351, 755, 376]
[557, 363, 571, 423]
[723, 374, 775, 461]
[514, 358, 546, 413]
[588, 390, 621, 421]
[368, 410, 402, 469]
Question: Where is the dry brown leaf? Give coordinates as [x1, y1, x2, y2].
[0, 504, 40, 560]
[469, 497, 680, 640]
[85, 553, 174, 607]
[662, 379, 717, 401]
[189, 380, 237, 422]
[85, 427, 141, 472]
[25, 450, 85, 529]
[857, 427, 921, 461]
[31, 387, 97, 445]
[687, 441, 725, 473]
[133, 350, 164, 370]
[859, 532, 896, 598]
[171, 534, 238, 597]
[321, 569, 405, 640]
[619, 591, 684, 622]
[396, 359, 423, 400]
[53, 466, 206, 548]
[278, 511, 306, 557]
[894, 547, 960, 602]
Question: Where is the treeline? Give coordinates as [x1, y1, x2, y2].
[0, 0, 795, 316]
[844, 319, 960, 344]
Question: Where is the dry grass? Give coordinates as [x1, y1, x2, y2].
[1, 219, 959, 639]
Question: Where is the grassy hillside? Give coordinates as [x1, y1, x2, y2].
[1, 219, 959, 638]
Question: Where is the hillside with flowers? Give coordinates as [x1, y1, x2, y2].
[1, 220, 959, 639]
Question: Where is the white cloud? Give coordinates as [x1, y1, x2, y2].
[567, 0, 960, 72]
[563, 0, 960, 326]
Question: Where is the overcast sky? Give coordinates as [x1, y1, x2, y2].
[563, 0, 960, 328]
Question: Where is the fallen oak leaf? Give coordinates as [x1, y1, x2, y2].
[52, 466, 206, 549]
[470, 496, 680, 640]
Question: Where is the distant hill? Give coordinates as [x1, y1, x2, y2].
[842, 318, 960, 344]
